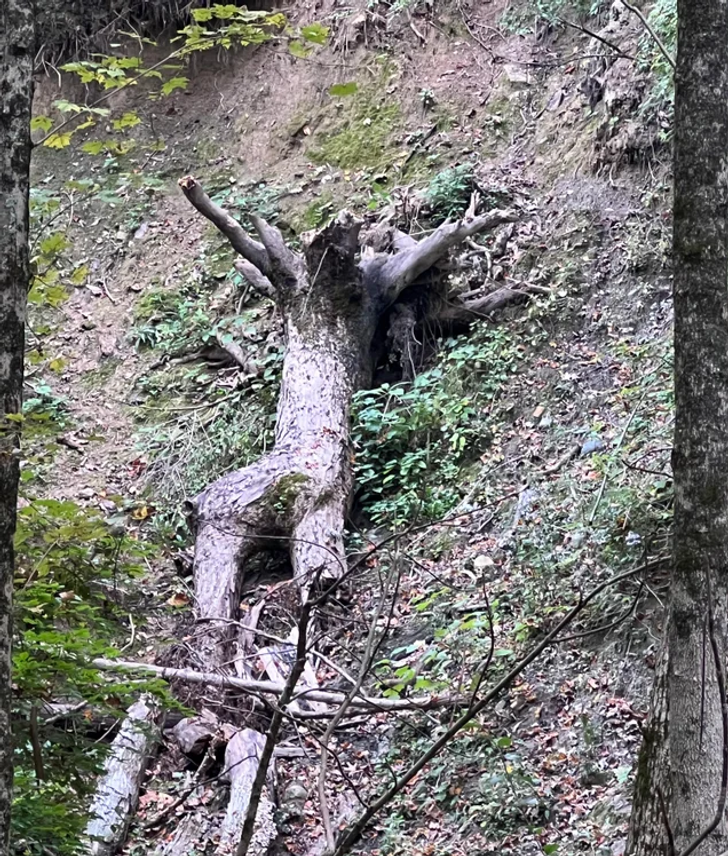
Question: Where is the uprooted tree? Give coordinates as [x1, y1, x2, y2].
[177, 175, 519, 671]
[87, 178, 654, 856]
[75, 178, 538, 856]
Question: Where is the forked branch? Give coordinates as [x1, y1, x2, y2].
[378, 207, 519, 300]
[178, 175, 270, 274]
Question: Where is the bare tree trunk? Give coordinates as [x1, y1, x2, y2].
[179, 177, 516, 670]
[625, 638, 669, 856]
[627, 1, 728, 853]
[669, 0, 728, 851]
[0, 3, 35, 850]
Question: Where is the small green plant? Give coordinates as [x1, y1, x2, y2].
[311, 66, 401, 171]
[419, 87, 436, 111]
[637, 0, 676, 118]
[500, 0, 599, 35]
[352, 326, 516, 525]
[424, 164, 475, 220]
[131, 286, 214, 353]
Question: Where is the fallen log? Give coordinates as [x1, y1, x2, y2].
[216, 729, 276, 856]
[86, 696, 160, 856]
[91, 657, 463, 711]
[150, 810, 218, 856]
[178, 176, 517, 674]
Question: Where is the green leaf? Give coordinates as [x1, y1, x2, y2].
[544, 846, 559, 855]
[43, 132, 74, 150]
[288, 40, 312, 58]
[300, 23, 329, 44]
[495, 736, 512, 749]
[31, 116, 54, 133]
[329, 82, 358, 97]
[39, 233, 70, 256]
[112, 111, 142, 131]
[53, 99, 84, 114]
[161, 76, 189, 96]
[82, 140, 106, 155]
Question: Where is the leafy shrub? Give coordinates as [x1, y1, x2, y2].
[424, 164, 475, 221]
[637, 0, 676, 118]
[352, 326, 516, 526]
[500, 0, 601, 34]
[12, 498, 162, 856]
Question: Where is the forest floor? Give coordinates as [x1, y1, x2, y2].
[27, 1, 676, 854]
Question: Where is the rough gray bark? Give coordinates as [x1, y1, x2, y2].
[627, 1, 728, 853]
[668, 0, 728, 851]
[625, 638, 669, 856]
[0, 3, 35, 850]
[178, 175, 516, 671]
[85, 698, 160, 856]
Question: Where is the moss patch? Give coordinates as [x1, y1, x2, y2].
[269, 473, 311, 517]
[309, 94, 401, 171]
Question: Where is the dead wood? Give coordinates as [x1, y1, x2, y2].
[178, 176, 518, 676]
[217, 729, 276, 856]
[91, 657, 462, 712]
[85, 697, 160, 856]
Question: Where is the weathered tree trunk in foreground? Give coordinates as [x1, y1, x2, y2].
[0, 3, 35, 850]
[628, 1, 728, 853]
[217, 729, 275, 856]
[625, 638, 669, 856]
[179, 175, 516, 672]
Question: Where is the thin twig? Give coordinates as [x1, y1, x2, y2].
[558, 16, 634, 60]
[319, 561, 399, 851]
[332, 561, 660, 856]
[620, 0, 675, 69]
[235, 596, 314, 856]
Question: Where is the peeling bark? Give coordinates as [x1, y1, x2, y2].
[0, 2, 35, 849]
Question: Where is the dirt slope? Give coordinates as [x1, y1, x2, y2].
[28, 2, 674, 854]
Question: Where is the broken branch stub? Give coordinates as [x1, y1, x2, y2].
[178, 175, 269, 274]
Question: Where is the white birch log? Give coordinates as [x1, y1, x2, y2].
[86, 697, 159, 856]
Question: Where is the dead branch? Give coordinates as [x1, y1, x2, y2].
[319, 561, 398, 851]
[178, 176, 270, 274]
[249, 212, 303, 285]
[620, 0, 675, 70]
[235, 598, 314, 856]
[234, 259, 275, 299]
[85, 697, 160, 856]
[558, 16, 634, 61]
[90, 658, 458, 712]
[221, 730, 276, 856]
[376, 206, 519, 298]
